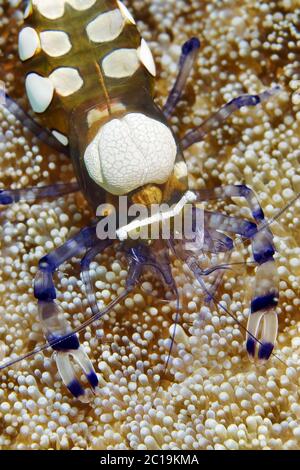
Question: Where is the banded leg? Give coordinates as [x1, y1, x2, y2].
[35, 237, 163, 397]
[181, 86, 280, 150]
[171, 205, 234, 255]
[34, 225, 100, 398]
[179, 209, 253, 298]
[163, 38, 200, 120]
[2, 93, 70, 156]
[202, 211, 257, 300]
[204, 210, 257, 238]
[196, 185, 279, 360]
[0, 240, 153, 381]
[0, 182, 79, 205]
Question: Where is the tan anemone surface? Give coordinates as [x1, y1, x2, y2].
[0, 0, 300, 450]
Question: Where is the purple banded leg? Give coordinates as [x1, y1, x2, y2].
[202, 211, 257, 300]
[181, 86, 280, 150]
[197, 185, 274, 252]
[53, 241, 170, 395]
[34, 225, 100, 398]
[0, 182, 79, 205]
[181, 206, 254, 254]
[3, 94, 70, 156]
[204, 210, 257, 238]
[0, 241, 149, 377]
[196, 185, 279, 361]
[163, 38, 200, 120]
[178, 218, 233, 300]
[181, 209, 251, 297]
[246, 261, 279, 361]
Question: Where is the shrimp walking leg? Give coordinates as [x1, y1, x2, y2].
[181, 86, 280, 150]
[0, 241, 151, 382]
[163, 38, 200, 119]
[0, 182, 79, 205]
[202, 211, 256, 300]
[1, 93, 70, 156]
[34, 225, 100, 398]
[34, 235, 168, 397]
[195, 186, 279, 360]
[178, 209, 256, 298]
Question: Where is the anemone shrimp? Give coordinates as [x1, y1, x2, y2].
[0, 0, 299, 405]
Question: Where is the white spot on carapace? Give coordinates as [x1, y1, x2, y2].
[49, 67, 84, 97]
[52, 130, 69, 146]
[86, 9, 124, 43]
[40, 30, 72, 57]
[68, 0, 96, 10]
[33, 0, 96, 18]
[18, 27, 40, 61]
[32, 0, 64, 20]
[102, 49, 139, 79]
[138, 38, 156, 77]
[84, 113, 177, 196]
[25, 73, 54, 113]
[117, 0, 136, 24]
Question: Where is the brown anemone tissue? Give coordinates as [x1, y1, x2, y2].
[0, 0, 300, 450]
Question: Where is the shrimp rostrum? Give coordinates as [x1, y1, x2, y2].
[0, 0, 291, 399]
